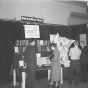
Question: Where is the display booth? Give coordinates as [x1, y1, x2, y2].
[0, 20, 87, 85]
[12, 24, 86, 88]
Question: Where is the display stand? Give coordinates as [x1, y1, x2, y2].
[21, 71, 26, 88]
[60, 67, 63, 84]
[13, 68, 26, 88]
[48, 69, 51, 80]
[13, 69, 16, 86]
[19, 61, 26, 88]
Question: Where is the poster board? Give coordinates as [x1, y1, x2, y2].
[24, 25, 40, 38]
[14, 47, 19, 53]
[80, 34, 87, 46]
[50, 34, 56, 43]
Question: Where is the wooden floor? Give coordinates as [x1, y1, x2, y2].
[0, 79, 88, 88]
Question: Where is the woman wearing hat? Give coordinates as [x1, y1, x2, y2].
[24, 38, 37, 88]
[48, 43, 61, 88]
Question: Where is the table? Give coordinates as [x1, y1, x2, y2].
[36, 65, 51, 80]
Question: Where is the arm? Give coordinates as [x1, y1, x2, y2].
[86, 46, 88, 57]
[85, 46, 88, 55]
[79, 49, 82, 57]
[69, 48, 72, 57]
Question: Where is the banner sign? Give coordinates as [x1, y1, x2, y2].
[21, 16, 44, 23]
[24, 25, 40, 38]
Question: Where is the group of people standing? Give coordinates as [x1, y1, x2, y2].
[68, 40, 88, 86]
[24, 39, 61, 88]
[47, 40, 88, 88]
[23, 38, 87, 88]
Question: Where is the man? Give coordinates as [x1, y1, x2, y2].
[68, 40, 81, 86]
[24, 38, 37, 88]
[80, 41, 88, 83]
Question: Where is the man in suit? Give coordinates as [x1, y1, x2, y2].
[24, 38, 37, 88]
[68, 40, 81, 86]
[80, 41, 88, 83]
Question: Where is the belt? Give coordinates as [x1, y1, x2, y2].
[71, 59, 79, 61]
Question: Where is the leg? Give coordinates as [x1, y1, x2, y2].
[82, 63, 87, 83]
[79, 65, 83, 81]
[68, 62, 75, 85]
[53, 82, 59, 88]
[74, 65, 80, 86]
[26, 68, 36, 88]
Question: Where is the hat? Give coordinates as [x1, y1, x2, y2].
[74, 40, 79, 45]
[49, 43, 57, 48]
[29, 38, 35, 43]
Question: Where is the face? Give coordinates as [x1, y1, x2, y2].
[51, 46, 55, 50]
[74, 42, 79, 46]
[80, 42, 85, 47]
[32, 41, 35, 46]
[30, 41, 35, 46]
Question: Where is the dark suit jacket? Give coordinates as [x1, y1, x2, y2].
[24, 45, 37, 70]
[80, 46, 88, 64]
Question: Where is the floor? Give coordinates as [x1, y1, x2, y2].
[0, 79, 88, 88]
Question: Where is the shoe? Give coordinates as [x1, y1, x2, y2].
[47, 84, 54, 87]
[68, 82, 72, 85]
[83, 81, 87, 83]
[74, 83, 78, 86]
[53, 85, 59, 88]
[68, 83, 71, 85]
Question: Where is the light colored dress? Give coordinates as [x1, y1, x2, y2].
[51, 48, 61, 82]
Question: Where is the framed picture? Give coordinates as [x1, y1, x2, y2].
[80, 34, 87, 46]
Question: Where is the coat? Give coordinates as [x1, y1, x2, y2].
[80, 46, 88, 64]
[24, 45, 37, 70]
[24, 44, 37, 88]
[51, 48, 61, 82]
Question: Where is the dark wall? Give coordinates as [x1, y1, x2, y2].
[0, 20, 87, 85]
[39, 24, 87, 40]
[0, 21, 25, 85]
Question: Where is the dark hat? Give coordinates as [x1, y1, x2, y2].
[74, 40, 79, 45]
[28, 38, 35, 43]
[49, 43, 57, 48]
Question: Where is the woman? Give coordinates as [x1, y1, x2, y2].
[48, 43, 61, 88]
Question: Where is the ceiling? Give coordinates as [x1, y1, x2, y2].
[54, 0, 87, 3]
[63, 0, 87, 2]
[71, 0, 87, 3]
[54, 0, 87, 8]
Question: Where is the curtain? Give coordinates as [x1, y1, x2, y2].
[0, 20, 25, 84]
[69, 24, 87, 40]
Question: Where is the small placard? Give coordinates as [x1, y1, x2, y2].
[14, 47, 19, 53]
[19, 60, 24, 67]
[36, 53, 41, 57]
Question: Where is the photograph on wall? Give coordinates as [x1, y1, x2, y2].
[80, 34, 87, 46]
[50, 34, 56, 43]
[24, 25, 40, 38]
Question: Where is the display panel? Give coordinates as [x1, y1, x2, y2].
[24, 25, 40, 38]
[80, 34, 87, 46]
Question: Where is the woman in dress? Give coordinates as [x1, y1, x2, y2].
[48, 43, 61, 88]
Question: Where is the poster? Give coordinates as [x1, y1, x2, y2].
[24, 25, 40, 38]
[80, 34, 86, 46]
[50, 33, 74, 67]
[14, 47, 19, 53]
[50, 34, 56, 43]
